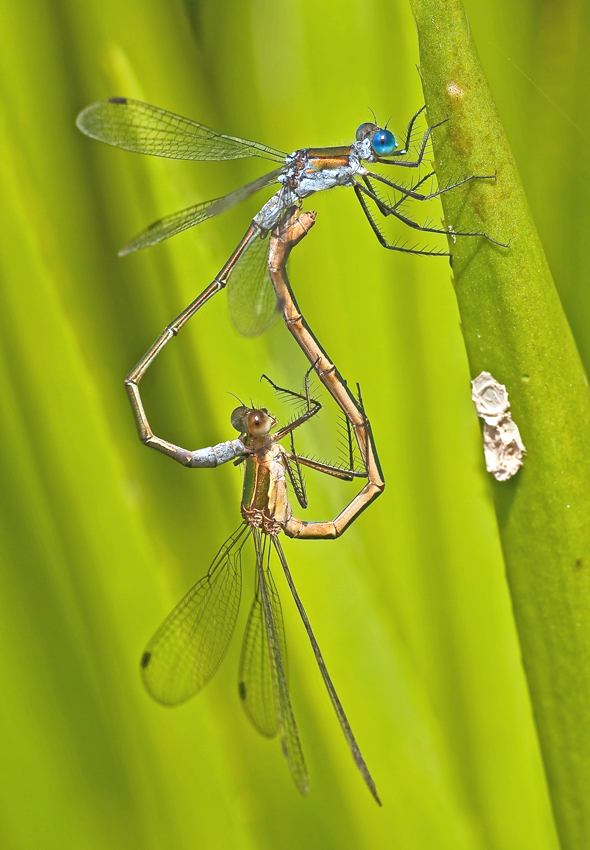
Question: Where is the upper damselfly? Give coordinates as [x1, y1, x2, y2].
[77, 98, 503, 336]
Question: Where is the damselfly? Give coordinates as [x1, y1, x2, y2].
[140, 370, 381, 802]
[77, 98, 503, 336]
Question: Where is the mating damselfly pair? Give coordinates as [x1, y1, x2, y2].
[77, 95, 500, 802]
[122, 205, 384, 802]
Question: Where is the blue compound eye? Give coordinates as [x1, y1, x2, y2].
[371, 128, 397, 156]
[356, 122, 377, 142]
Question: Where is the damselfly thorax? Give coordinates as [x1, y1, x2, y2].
[241, 438, 293, 536]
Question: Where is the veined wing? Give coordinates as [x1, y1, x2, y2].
[254, 530, 308, 795]
[238, 569, 288, 738]
[141, 525, 250, 706]
[119, 166, 285, 255]
[76, 98, 287, 162]
[227, 230, 279, 337]
[274, 538, 381, 805]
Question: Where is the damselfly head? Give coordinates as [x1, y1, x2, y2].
[355, 122, 398, 156]
[230, 406, 276, 437]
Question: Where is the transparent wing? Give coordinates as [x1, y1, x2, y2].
[238, 569, 288, 738]
[119, 166, 285, 255]
[141, 525, 250, 706]
[254, 530, 308, 795]
[227, 230, 279, 337]
[274, 537, 381, 805]
[76, 98, 286, 162]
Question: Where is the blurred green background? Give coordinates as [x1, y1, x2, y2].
[0, 0, 588, 847]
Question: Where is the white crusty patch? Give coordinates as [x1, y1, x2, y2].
[471, 371, 526, 481]
[446, 81, 465, 100]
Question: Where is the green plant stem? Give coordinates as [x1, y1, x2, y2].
[409, 0, 590, 847]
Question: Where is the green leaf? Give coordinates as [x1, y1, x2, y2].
[410, 0, 590, 846]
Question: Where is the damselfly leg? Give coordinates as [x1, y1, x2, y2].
[353, 179, 506, 255]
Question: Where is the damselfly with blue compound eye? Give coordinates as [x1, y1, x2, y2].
[77, 98, 504, 336]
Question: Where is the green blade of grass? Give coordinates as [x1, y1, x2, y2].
[409, 0, 590, 846]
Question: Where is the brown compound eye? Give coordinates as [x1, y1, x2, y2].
[247, 408, 274, 437]
[230, 406, 250, 432]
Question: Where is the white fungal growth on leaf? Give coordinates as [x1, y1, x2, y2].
[471, 372, 526, 481]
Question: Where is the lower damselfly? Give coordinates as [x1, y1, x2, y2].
[140, 371, 381, 802]
[77, 97, 505, 336]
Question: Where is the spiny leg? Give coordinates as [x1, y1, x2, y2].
[358, 171, 437, 224]
[287, 453, 366, 482]
[262, 362, 322, 441]
[355, 182, 508, 253]
[374, 105, 428, 160]
[261, 365, 363, 507]
[282, 422, 368, 513]
[286, 385, 369, 484]
[356, 180, 503, 241]
[374, 116, 448, 168]
[364, 175, 508, 248]
[354, 183, 450, 257]
[362, 169, 497, 204]
[397, 105, 427, 155]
